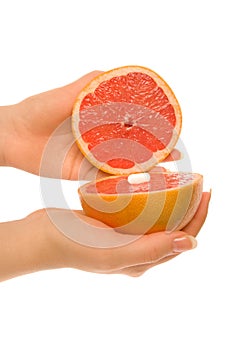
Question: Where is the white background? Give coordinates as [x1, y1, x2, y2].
[0, 0, 232, 349]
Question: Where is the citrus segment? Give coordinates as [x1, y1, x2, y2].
[72, 66, 182, 174]
[85, 172, 194, 194]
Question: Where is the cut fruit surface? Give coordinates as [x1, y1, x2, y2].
[78, 172, 203, 234]
[72, 66, 182, 175]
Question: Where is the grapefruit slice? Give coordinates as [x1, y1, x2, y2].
[72, 66, 182, 175]
[78, 172, 203, 234]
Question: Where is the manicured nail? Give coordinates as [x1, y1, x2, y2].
[173, 235, 197, 253]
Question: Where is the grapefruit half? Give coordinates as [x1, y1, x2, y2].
[78, 172, 203, 235]
[72, 66, 182, 175]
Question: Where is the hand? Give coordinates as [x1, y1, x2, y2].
[0, 71, 180, 180]
[0, 71, 102, 179]
[48, 192, 210, 277]
[0, 191, 210, 282]
[1, 190, 210, 282]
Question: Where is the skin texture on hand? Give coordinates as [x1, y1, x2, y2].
[0, 71, 181, 180]
[0, 72, 211, 282]
[0, 105, 16, 166]
[0, 192, 211, 282]
[44, 192, 211, 276]
[0, 71, 102, 179]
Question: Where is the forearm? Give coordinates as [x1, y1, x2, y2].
[0, 213, 60, 282]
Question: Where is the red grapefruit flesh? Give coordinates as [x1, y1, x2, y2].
[72, 66, 182, 175]
[78, 172, 203, 234]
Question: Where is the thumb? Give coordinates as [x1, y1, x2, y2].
[60, 70, 104, 101]
[23, 70, 103, 128]
[115, 232, 197, 268]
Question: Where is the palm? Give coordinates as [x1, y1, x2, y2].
[7, 72, 101, 179]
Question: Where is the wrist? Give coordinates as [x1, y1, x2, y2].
[0, 104, 17, 167]
[0, 210, 65, 282]
[22, 209, 68, 272]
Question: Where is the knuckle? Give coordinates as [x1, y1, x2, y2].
[124, 266, 147, 278]
[143, 235, 172, 264]
[144, 246, 160, 264]
[129, 271, 145, 278]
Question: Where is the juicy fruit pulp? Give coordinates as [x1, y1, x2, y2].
[78, 172, 203, 235]
[72, 66, 182, 175]
[79, 73, 176, 170]
[85, 172, 195, 194]
[73, 66, 202, 236]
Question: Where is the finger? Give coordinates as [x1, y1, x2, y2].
[162, 149, 182, 162]
[114, 250, 188, 277]
[22, 71, 103, 127]
[107, 261, 162, 277]
[76, 156, 111, 181]
[119, 263, 158, 277]
[47, 70, 103, 117]
[113, 231, 197, 269]
[61, 70, 104, 101]
[117, 257, 174, 277]
[149, 166, 168, 174]
[182, 191, 211, 236]
[148, 149, 182, 174]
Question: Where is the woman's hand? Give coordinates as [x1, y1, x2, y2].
[0, 71, 181, 180]
[0, 72, 211, 282]
[0, 191, 210, 282]
[0, 71, 102, 179]
[45, 192, 210, 277]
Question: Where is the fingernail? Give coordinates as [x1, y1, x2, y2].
[173, 235, 197, 253]
[149, 166, 167, 173]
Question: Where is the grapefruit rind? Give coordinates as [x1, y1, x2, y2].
[72, 66, 182, 175]
[78, 172, 203, 235]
